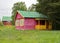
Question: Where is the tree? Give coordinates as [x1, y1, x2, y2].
[28, 4, 36, 11]
[36, 0, 60, 30]
[12, 2, 27, 25]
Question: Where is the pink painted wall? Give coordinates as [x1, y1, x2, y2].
[24, 18, 36, 30]
[15, 13, 36, 30]
[15, 13, 23, 20]
[3, 21, 12, 25]
[16, 18, 36, 30]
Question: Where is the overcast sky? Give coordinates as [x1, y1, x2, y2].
[0, 0, 37, 20]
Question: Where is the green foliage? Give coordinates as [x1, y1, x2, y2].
[36, 0, 60, 29]
[28, 4, 36, 11]
[0, 21, 3, 26]
[12, 2, 27, 25]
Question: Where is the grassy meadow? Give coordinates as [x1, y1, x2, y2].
[0, 26, 60, 43]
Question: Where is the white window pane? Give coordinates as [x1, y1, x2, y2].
[15, 20, 20, 26]
[20, 19, 24, 26]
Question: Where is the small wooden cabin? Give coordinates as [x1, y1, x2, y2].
[15, 10, 52, 30]
[2, 16, 12, 25]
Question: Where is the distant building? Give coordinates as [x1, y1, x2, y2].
[15, 10, 52, 30]
[2, 16, 12, 25]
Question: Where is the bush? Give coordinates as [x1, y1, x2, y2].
[0, 22, 3, 26]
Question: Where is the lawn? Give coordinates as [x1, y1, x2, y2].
[0, 26, 60, 43]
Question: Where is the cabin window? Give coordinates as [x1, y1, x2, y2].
[20, 19, 24, 26]
[15, 20, 20, 26]
[40, 20, 45, 25]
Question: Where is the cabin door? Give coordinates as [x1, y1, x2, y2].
[46, 20, 49, 29]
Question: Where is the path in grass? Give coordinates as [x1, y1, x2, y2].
[0, 26, 60, 43]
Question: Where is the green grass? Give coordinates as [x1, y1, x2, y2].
[0, 26, 60, 43]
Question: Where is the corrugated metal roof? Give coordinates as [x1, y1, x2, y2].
[17, 10, 48, 18]
[2, 16, 12, 21]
